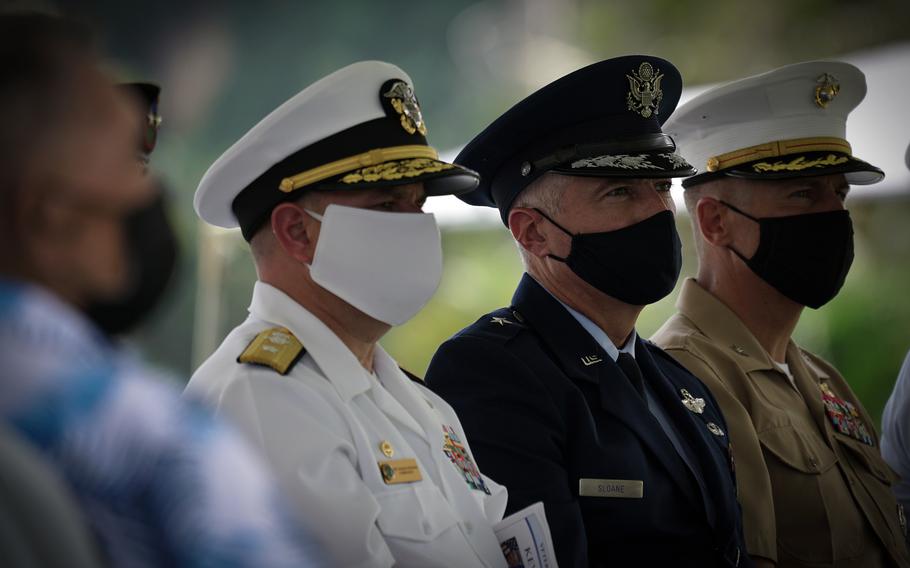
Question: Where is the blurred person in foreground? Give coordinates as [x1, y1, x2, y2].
[425, 56, 750, 568]
[881, 143, 910, 519]
[186, 61, 514, 568]
[0, 12, 325, 567]
[653, 61, 910, 567]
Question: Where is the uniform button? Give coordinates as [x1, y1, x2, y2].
[422, 520, 432, 535]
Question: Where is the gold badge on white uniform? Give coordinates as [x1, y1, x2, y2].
[379, 459, 423, 485]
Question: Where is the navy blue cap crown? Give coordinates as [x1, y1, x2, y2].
[455, 55, 694, 225]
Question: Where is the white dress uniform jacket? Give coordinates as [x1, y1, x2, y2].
[185, 282, 508, 568]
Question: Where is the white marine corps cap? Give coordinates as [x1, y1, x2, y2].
[194, 60, 480, 240]
[665, 60, 884, 188]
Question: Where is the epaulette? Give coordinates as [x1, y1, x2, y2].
[237, 327, 305, 375]
[471, 307, 527, 339]
[400, 367, 424, 384]
[643, 339, 693, 374]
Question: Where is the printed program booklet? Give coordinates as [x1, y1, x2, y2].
[494, 502, 558, 568]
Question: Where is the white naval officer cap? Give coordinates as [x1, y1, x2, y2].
[194, 60, 480, 241]
[665, 60, 884, 188]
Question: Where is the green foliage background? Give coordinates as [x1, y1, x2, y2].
[57, 0, 910, 424]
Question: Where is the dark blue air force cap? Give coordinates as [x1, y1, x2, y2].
[456, 55, 696, 225]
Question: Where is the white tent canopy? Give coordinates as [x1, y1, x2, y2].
[426, 42, 910, 226]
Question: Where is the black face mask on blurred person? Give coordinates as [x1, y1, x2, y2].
[535, 208, 683, 305]
[720, 201, 854, 309]
[86, 188, 178, 336]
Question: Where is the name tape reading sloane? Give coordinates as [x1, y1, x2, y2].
[579, 478, 644, 499]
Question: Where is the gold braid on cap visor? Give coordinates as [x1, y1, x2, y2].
[705, 136, 852, 172]
[278, 145, 440, 192]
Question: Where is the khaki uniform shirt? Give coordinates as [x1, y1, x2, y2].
[653, 278, 909, 567]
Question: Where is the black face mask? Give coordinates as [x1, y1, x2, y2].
[536, 208, 682, 305]
[720, 201, 854, 309]
[85, 192, 179, 336]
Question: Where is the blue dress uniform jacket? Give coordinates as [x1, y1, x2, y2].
[426, 275, 750, 568]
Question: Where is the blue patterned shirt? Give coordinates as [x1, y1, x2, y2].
[0, 280, 326, 568]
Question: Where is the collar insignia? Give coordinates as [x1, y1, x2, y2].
[680, 388, 706, 414]
[383, 80, 427, 135]
[815, 73, 840, 108]
[626, 62, 664, 118]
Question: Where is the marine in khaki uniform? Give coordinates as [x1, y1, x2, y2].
[653, 61, 910, 567]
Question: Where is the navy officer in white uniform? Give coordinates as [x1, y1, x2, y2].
[186, 61, 510, 568]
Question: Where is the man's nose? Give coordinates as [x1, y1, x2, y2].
[816, 189, 848, 213]
[643, 186, 675, 215]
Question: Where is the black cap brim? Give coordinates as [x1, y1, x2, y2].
[312, 157, 480, 196]
[682, 151, 884, 188]
[551, 149, 696, 178]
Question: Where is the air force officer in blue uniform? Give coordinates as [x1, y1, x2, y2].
[425, 56, 751, 568]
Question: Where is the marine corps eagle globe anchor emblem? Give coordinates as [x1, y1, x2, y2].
[814, 73, 840, 109]
[382, 80, 427, 135]
[626, 62, 664, 118]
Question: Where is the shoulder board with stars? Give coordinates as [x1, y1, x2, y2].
[474, 308, 527, 338]
[646, 339, 698, 374]
[477, 307, 530, 339]
[237, 327, 305, 375]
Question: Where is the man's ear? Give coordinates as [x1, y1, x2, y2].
[694, 196, 735, 247]
[270, 202, 318, 263]
[509, 207, 555, 259]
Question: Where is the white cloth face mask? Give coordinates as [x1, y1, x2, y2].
[306, 204, 443, 326]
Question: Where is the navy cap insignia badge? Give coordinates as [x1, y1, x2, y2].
[815, 73, 840, 109]
[382, 80, 427, 135]
[626, 62, 664, 118]
[680, 388, 706, 414]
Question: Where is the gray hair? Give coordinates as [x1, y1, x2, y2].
[683, 178, 753, 258]
[510, 173, 570, 268]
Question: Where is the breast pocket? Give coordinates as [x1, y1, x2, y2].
[834, 433, 899, 486]
[758, 425, 857, 563]
[833, 433, 908, 542]
[375, 483, 460, 542]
